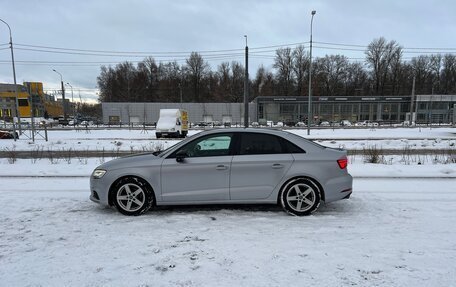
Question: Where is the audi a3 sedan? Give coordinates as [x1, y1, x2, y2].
[90, 128, 352, 216]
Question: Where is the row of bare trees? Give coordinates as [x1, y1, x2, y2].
[97, 37, 456, 103]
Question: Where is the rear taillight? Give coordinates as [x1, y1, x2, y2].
[337, 157, 348, 169]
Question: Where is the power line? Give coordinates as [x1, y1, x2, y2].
[14, 41, 310, 55]
[314, 40, 456, 51]
[13, 44, 455, 59]
[15, 43, 244, 55]
[2, 40, 455, 68]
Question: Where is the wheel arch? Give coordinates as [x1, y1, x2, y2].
[108, 175, 156, 207]
[277, 176, 325, 204]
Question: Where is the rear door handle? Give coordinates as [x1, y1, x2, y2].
[216, 165, 228, 170]
[272, 164, 284, 169]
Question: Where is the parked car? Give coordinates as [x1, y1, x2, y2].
[0, 130, 18, 139]
[367, 121, 379, 127]
[275, 121, 284, 127]
[340, 120, 352, 127]
[295, 121, 306, 127]
[355, 120, 378, 127]
[90, 128, 353, 216]
[319, 121, 330, 127]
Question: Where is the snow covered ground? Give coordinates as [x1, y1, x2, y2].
[1, 127, 455, 286]
[0, 127, 455, 153]
[0, 176, 455, 286]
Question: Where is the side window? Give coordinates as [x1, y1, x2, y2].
[239, 133, 283, 155]
[173, 134, 233, 158]
[281, 138, 305, 153]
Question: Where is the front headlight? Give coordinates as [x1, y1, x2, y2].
[92, 169, 106, 179]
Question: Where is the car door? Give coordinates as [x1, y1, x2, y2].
[160, 133, 234, 202]
[229, 132, 294, 200]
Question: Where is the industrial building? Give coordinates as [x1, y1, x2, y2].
[102, 95, 456, 125]
[0, 82, 64, 120]
[102, 102, 257, 125]
[256, 95, 456, 124]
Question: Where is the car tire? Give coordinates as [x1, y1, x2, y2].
[280, 179, 321, 216]
[112, 177, 154, 216]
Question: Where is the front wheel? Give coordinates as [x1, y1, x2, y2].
[280, 179, 321, 216]
[112, 177, 154, 216]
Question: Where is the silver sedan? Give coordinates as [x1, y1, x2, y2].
[90, 128, 353, 216]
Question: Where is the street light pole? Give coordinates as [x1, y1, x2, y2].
[53, 69, 67, 121]
[307, 10, 316, 136]
[0, 18, 21, 135]
[244, 35, 249, 128]
[66, 82, 74, 119]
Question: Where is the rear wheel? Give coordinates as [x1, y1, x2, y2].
[280, 179, 321, 216]
[112, 177, 154, 216]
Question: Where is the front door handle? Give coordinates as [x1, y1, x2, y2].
[216, 165, 228, 170]
[272, 164, 284, 169]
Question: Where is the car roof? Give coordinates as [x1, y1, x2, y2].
[196, 127, 288, 136]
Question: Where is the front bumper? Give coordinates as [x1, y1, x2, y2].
[89, 176, 111, 206]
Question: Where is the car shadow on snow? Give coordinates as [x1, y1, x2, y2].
[92, 199, 359, 217]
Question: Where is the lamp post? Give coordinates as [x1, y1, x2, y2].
[307, 10, 316, 136]
[52, 69, 67, 121]
[66, 82, 74, 119]
[244, 35, 249, 128]
[0, 18, 21, 135]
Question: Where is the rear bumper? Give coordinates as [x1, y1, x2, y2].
[323, 173, 353, 203]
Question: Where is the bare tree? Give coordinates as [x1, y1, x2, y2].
[273, 47, 294, 96]
[292, 45, 310, 96]
[442, 54, 456, 94]
[345, 62, 368, 96]
[231, 61, 245, 102]
[318, 55, 349, 96]
[365, 37, 402, 95]
[185, 52, 209, 102]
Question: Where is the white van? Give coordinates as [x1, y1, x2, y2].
[155, 109, 188, 138]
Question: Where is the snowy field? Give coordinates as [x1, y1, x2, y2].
[0, 176, 455, 286]
[0, 127, 455, 153]
[1, 127, 455, 286]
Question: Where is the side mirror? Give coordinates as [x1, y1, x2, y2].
[175, 150, 188, 162]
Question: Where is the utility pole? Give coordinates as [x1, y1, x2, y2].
[308, 10, 316, 135]
[410, 75, 416, 124]
[78, 89, 82, 116]
[0, 18, 21, 135]
[244, 35, 249, 128]
[53, 69, 67, 121]
[66, 83, 74, 119]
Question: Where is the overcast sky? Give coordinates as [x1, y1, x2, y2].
[1, 0, 455, 103]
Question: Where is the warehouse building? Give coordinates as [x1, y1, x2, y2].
[255, 95, 456, 124]
[102, 102, 257, 125]
[102, 95, 456, 125]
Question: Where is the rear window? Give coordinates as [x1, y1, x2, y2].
[239, 133, 282, 155]
[239, 133, 305, 155]
[280, 138, 305, 153]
